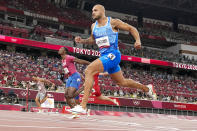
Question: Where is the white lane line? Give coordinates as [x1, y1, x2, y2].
[0, 112, 130, 127]
[0, 113, 193, 130]
[0, 116, 131, 129]
[0, 124, 128, 130]
[2, 111, 196, 130]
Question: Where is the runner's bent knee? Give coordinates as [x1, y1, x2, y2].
[117, 79, 126, 87]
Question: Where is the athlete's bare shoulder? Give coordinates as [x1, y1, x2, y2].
[110, 18, 122, 27]
[110, 17, 132, 31]
[91, 22, 96, 30]
[110, 18, 120, 32]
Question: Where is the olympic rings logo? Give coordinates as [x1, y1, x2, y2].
[133, 100, 140, 106]
[20, 91, 31, 97]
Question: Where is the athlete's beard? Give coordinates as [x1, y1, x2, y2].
[93, 15, 101, 20]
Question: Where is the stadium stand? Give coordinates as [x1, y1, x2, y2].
[0, 0, 197, 105]
[0, 49, 196, 103]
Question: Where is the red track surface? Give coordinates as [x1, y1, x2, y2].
[0, 110, 196, 131]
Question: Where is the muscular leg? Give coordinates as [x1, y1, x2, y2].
[75, 99, 80, 105]
[40, 95, 48, 104]
[65, 83, 84, 108]
[65, 88, 68, 96]
[66, 98, 76, 108]
[97, 95, 119, 105]
[73, 86, 84, 98]
[80, 59, 104, 109]
[65, 98, 73, 108]
[66, 87, 78, 108]
[110, 70, 149, 92]
[40, 93, 48, 104]
[35, 98, 41, 107]
[97, 95, 113, 102]
[73, 86, 84, 105]
[65, 88, 73, 108]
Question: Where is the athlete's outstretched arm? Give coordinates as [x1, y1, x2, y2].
[74, 58, 90, 65]
[112, 19, 141, 49]
[75, 23, 95, 45]
[40, 79, 53, 85]
[32, 76, 39, 82]
[36, 77, 53, 85]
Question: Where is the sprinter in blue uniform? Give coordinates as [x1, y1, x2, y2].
[71, 4, 157, 113]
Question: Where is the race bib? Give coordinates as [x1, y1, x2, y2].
[64, 67, 69, 74]
[62, 61, 66, 66]
[96, 36, 110, 47]
[107, 53, 116, 60]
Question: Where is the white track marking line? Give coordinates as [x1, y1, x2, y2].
[0, 124, 128, 130]
[1, 110, 197, 121]
[1, 111, 196, 130]
[1, 112, 195, 129]
[0, 115, 132, 129]
[0, 111, 129, 127]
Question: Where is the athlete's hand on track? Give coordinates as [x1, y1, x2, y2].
[75, 36, 82, 43]
[134, 41, 141, 49]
